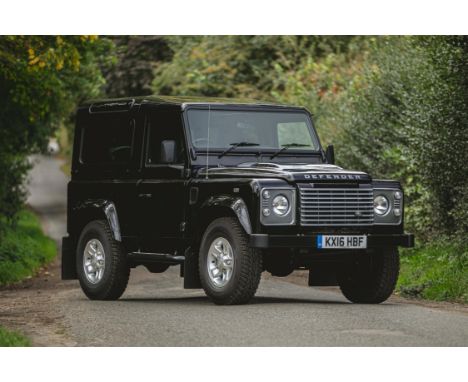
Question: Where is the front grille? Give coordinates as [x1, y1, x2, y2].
[299, 186, 374, 226]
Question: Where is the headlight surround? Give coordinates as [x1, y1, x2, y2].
[260, 187, 296, 225]
[373, 188, 403, 225]
[272, 195, 290, 216]
[374, 195, 390, 216]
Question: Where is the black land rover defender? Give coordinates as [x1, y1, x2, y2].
[62, 96, 414, 305]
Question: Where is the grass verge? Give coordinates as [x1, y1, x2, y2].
[0, 326, 31, 347]
[0, 209, 56, 286]
[397, 239, 467, 303]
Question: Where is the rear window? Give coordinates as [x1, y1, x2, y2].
[80, 118, 135, 164]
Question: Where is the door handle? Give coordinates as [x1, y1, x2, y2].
[138, 193, 152, 199]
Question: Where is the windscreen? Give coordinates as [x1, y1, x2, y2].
[186, 109, 319, 151]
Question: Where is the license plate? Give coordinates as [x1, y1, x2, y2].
[316, 235, 367, 249]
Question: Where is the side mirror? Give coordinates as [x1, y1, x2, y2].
[160, 140, 177, 164]
[325, 145, 335, 164]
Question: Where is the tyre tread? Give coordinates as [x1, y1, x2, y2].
[200, 217, 262, 305]
[339, 248, 399, 304]
[77, 220, 130, 300]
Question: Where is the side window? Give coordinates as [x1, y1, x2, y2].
[81, 115, 134, 164]
[146, 110, 185, 165]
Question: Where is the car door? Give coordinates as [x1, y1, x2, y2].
[137, 106, 188, 253]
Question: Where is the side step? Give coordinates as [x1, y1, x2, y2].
[128, 252, 185, 265]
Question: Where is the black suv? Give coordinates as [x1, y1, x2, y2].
[62, 96, 414, 305]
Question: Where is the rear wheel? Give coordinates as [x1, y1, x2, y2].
[338, 247, 399, 304]
[199, 217, 262, 305]
[76, 220, 130, 300]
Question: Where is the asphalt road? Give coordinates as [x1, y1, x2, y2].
[13, 155, 468, 346]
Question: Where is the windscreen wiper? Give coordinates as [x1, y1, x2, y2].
[270, 143, 311, 159]
[218, 142, 260, 158]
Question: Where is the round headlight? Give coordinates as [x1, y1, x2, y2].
[272, 195, 289, 216]
[374, 195, 389, 216]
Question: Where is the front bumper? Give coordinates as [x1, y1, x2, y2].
[249, 233, 414, 249]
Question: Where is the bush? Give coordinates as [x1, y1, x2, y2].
[0, 209, 56, 285]
[335, 36, 468, 239]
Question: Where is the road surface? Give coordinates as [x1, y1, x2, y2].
[1, 155, 467, 346]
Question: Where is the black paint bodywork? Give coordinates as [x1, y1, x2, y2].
[62, 96, 414, 286]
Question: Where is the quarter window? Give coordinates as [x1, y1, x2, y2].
[81, 116, 134, 164]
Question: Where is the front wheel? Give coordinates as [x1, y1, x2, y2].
[199, 217, 262, 305]
[338, 247, 400, 304]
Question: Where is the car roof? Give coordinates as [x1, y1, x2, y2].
[83, 95, 307, 113]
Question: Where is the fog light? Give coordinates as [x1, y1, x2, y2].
[263, 208, 271, 216]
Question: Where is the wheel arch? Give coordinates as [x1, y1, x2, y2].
[70, 199, 121, 242]
[63, 199, 121, 280]
[197, 195, 252, 238]
[183, 195, 253, 290]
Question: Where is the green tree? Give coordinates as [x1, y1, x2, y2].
[335, 36, 468, 238]
[103, 36, 172, 97]
[0, 36, 114, 229]
[152, 36, 355, 99]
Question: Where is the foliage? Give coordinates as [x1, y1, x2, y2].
[335, 36, 468, 238]
[103, 36, 172, 97]
[0, 36, 114, 229]
[398, 239, 468, 303]
[153, 36, 354, 97]
[0, 326, 30, 347]
[0, 209, 56, 285]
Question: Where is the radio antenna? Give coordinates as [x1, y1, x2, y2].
[205, 104, 211, 179]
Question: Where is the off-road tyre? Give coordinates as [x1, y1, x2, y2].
[76, 220, 130, 300]
[338, 247, 400, 304]
[199, 217, 262, 305]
